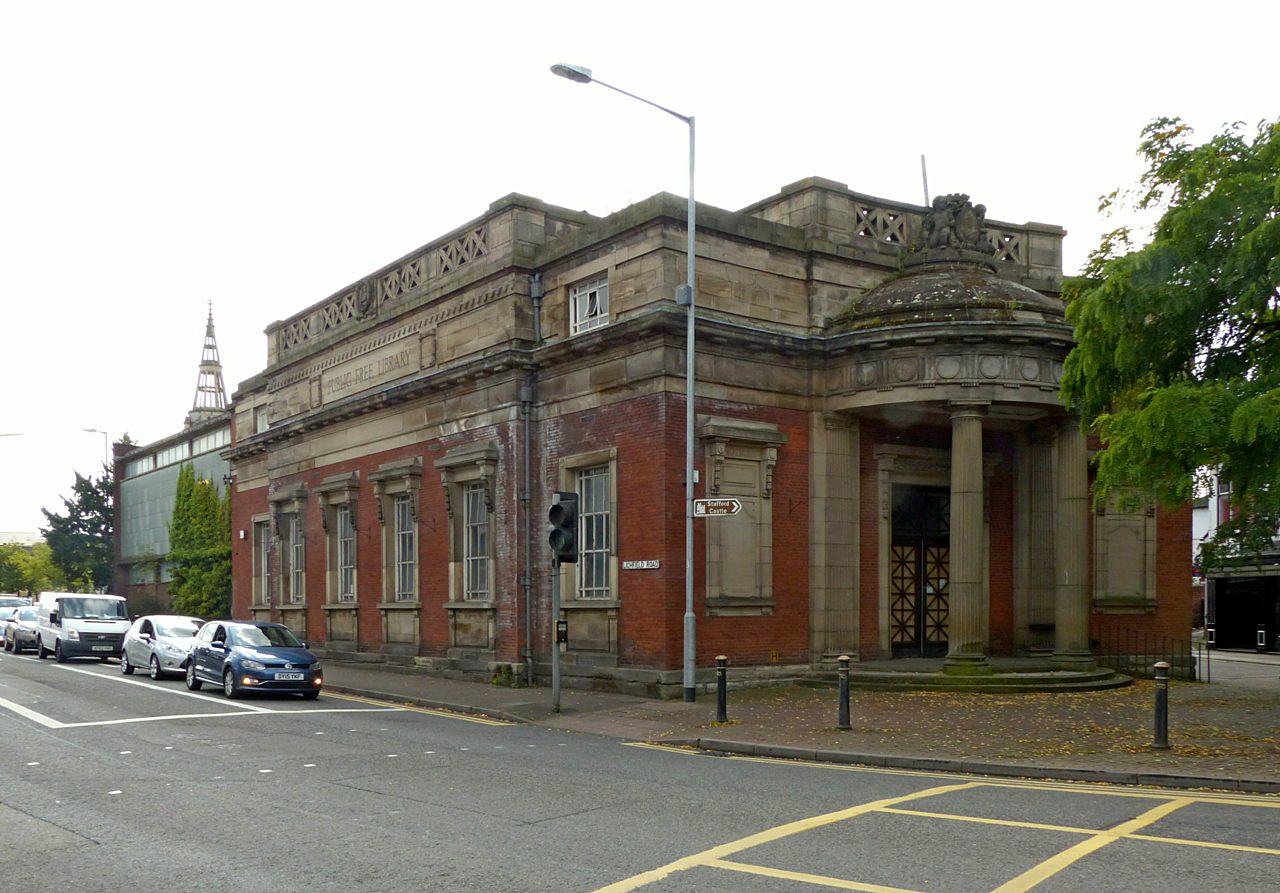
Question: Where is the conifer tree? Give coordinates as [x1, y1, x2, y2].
[167, 464, 232, 617]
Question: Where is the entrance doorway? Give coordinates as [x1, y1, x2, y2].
[891, 485, 950, 657]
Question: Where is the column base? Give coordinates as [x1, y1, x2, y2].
[1050, 651, 1096, 671]
[943, 653, 994, 676]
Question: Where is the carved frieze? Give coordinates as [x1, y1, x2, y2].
[845, 347, 1063, 397]
[321, 336, 419, 404]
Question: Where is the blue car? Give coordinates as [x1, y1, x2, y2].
[186, 620, 323, 699]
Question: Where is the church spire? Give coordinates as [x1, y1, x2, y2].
[186, 302, 229, 427]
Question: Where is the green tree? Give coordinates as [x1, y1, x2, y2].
[40, 468, 114, 592]
[167, 464, 231, 617]
[0, 542, 67, 593]
[1062, 116, 1280, 566]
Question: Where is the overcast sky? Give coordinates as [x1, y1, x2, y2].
[1, 0, 1276, 536]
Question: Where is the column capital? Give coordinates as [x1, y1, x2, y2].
[948, 401, 989, 420]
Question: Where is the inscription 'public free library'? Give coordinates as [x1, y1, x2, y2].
[323, 338, 419, 402]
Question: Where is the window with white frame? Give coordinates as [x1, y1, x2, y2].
[435, 443, 497, 604]
[253, 519, 270, 606]
[316, 472, 360, 605]
[394, 494, 416, 601]
[570, 274, 609, 335]
[337, 504, 356, 602]
[268, 486, 308, 607]
[577, 465, 611, 599]
[371, 458, 422, 605]
[192, 427, 230, 456]
[125, 455, 154, 478]
[463, 482, 489, 600]
[289, 515, 305, 604]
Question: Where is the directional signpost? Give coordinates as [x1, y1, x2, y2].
[693, 497, 742, 517]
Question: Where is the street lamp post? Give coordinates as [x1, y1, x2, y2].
[82, 428, 109, 468]
[550, 63, 700, 701]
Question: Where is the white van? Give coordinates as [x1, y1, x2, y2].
[35, 592, 130, 663]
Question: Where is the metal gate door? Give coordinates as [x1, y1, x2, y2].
[890, 486, 950, 657]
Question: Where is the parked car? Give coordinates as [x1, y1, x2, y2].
[4, 605, 39, 653]
[1, 596, 32, 644]
[0, 607, 16, 648]
[120, 615, 204, 679]
[186, 620, 322, 699]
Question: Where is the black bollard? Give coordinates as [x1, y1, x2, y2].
[837, 654, 851, 730]
[715, 655, 728, 723]
[1152, 660, 1170, 750]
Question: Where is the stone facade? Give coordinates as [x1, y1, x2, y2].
[225, 179, 1192, 694]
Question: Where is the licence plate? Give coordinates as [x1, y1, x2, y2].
[92, 645, 113, 652]
[274, 672, 304, 681]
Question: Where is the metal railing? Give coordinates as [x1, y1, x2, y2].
[1088, 624, 1204, 681]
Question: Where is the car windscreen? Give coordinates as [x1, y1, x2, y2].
[17, 607, 37, 621]
[154, 619, 202, 638]
[58, 598, 129, 620]
[230, 625, 301, 648]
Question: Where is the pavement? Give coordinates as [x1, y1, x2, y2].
[321, 650, 1280, 795]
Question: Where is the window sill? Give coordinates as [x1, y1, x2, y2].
[707, 595, 774, 617]
[1092, 598, 1157, 614]
[378, 600, 421, 610]
[446, 600, 495, 611]
[323, 601, 359, 610]
[560, 599, 620, 610]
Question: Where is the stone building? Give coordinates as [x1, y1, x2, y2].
[225, 178, 1192, 693]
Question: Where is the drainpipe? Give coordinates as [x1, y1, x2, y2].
[531, 272, 544, 343]
[522, 273, 544, 686]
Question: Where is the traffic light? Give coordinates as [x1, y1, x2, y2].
[548, 491, 578, 564]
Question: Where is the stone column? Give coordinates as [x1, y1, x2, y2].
[1052, 416, 1095, 669]
[945, 402, 991, 674]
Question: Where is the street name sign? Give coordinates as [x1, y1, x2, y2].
[693, 497, 742, 517]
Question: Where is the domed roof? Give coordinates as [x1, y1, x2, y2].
[826, 194, 1064, 334]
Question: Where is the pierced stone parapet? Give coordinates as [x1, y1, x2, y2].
[273, 226, 489, 363]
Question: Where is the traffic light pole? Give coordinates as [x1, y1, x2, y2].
[551, 556, 561, 714]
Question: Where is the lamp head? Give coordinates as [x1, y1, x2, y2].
[550, 63, 593, 84]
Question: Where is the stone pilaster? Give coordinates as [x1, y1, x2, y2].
[945, 402, 991, 674]
[1026, 429, 1056, 655]
[808, 412, 858, 661]
[1052, 416, 1094, 669]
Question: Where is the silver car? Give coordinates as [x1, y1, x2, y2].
[4, 605, 39, 653]
[120, 614, 204, 679]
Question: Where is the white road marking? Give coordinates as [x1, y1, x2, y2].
[0, 695, 62, 728]
[0, 689, 401, 728]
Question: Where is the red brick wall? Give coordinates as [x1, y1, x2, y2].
[537, 393, 810, 669]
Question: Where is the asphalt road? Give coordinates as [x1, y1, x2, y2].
[2, 652, 1278, 893]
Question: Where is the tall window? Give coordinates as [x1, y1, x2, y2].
[570, 274, 609, 335]
[337, 504, 355, 602]
[253, 520, 270, 606]
[577, 465, 611, 599]
[463, 482, 489, 600]
[289, 516, 305, 603]
[394, 493, 416, 601]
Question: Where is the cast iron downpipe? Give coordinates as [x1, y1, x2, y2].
[522, 273, 544, 686]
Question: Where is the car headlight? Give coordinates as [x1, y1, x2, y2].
[309, 661, 321, 673]
[66, 628, 80, 641]
[158, 641, 185, 655]
[240, 659, 266, 671]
